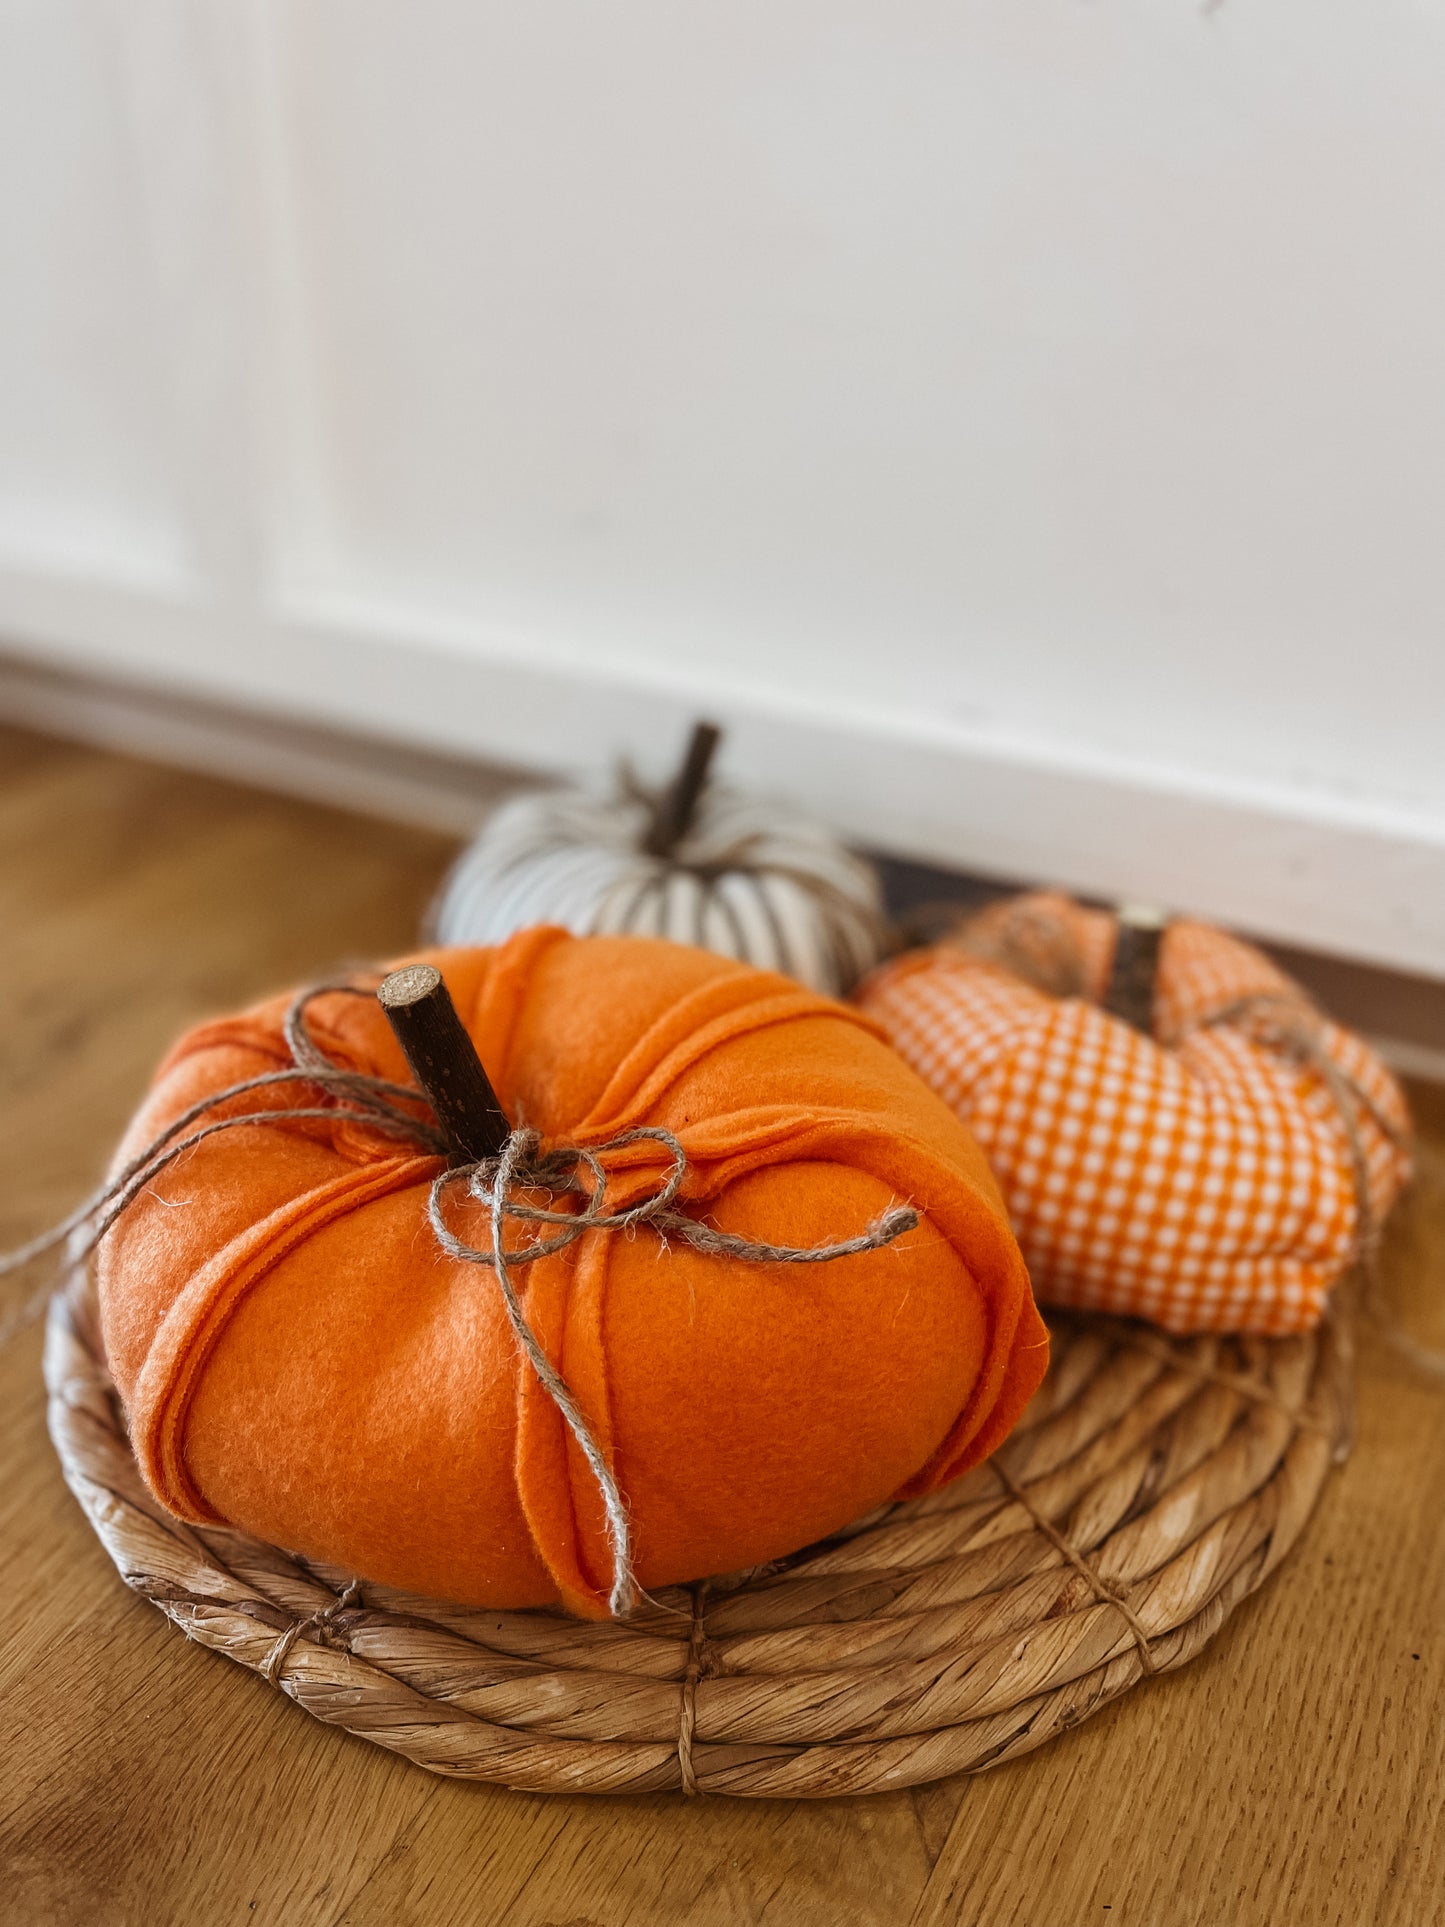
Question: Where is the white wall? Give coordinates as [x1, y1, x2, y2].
[2, 0, 1445, 975]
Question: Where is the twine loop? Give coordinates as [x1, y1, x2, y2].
[260, 1578, 364, 1685]
[425, 1111, 917, 1616]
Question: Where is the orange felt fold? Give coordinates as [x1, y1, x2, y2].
[98, 930, 1047, 1617]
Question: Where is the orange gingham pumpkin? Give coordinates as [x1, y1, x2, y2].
[856, 893, 1411, 1335]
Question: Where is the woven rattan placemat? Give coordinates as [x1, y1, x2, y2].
[44, 1265, 1350, 1799]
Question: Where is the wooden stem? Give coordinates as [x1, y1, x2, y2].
[378, 965, 510, 1165]
[641, 721, 722, 857]
[1101, 904, 1168, 1032]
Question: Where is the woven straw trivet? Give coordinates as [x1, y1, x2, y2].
[44, 1262, 1351, 1800]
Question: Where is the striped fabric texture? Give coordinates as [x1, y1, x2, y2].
[857, 893, 1412, 1335]
[433, 783, 887, 998]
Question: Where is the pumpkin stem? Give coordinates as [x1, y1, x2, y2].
[379, 965, 510, 1166]
[1102, 904, 1168, 1032]
[641, 720, 722, 857]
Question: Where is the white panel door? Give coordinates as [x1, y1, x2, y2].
[1, 0, 1444, 976]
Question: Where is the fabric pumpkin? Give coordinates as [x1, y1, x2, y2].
[857, 893, 1412, 1336]
[98, 928, 1046, 1617]
[433, 780, 886, 997]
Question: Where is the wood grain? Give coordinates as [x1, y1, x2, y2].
[0, 724, 1441, 1927]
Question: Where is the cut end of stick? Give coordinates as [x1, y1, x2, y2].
[378, 963, 443, 1010]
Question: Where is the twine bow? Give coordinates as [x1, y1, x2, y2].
[1, 981, 919, 1615]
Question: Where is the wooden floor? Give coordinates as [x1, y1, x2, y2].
[1, 725, 1442, 1927]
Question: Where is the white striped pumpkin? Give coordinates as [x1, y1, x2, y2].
[433, 781, 887, 997]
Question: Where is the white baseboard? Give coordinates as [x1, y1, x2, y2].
[1366, 1036, 1445, 1087]
[0, 643, 522, 837]
[2, 561, 1444, 984]
[4, 629, 1445, 1083]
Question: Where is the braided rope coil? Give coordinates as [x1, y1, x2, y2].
[45, 1259, 1351, 1799]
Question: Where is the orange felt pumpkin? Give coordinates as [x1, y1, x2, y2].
[857, 893, 1411, 1336]
[97, 928, 1047, 1618]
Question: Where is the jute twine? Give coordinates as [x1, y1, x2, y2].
[44, 1256, 1352, 1798]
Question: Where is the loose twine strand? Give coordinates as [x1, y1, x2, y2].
[1064, 1314, 1341, 1444]
[0, 980, 918, 1618]
[676, 1581, 710, 1796]
[990, 1457, 1158, 1675]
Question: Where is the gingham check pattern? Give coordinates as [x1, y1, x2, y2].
[859, 896, 1411, 1335]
